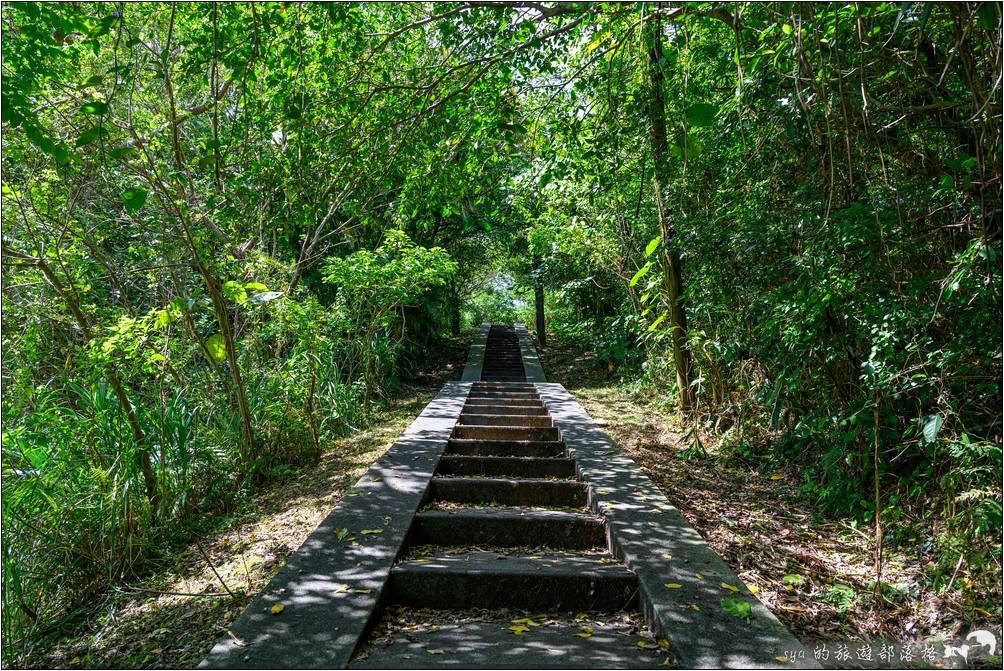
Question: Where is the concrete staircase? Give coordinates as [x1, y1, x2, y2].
[387, 379, 639, 614]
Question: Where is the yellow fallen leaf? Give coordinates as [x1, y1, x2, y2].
[354, 588, 373, 594]
[974, 607, 992, 617]
[359, 529, 383, 535]
[770, 475, 783, 481]
[575, 626, 594, 638]
[780, 605, 805, 612]
[747, 584, 760, 595]
[658, 639, 671, 651]
[414, 559, 430, 563]
[335, 584, 349, 593]
[660, 553, 672, 561]
[664, 583, 683, 589]
[962, 578, 973, 589]
[509, 625, 530, 636]
[574, 612, 589, 622]
[721, 582, 739, 592]
[270, 603, 285, 615]
[775, 655, 789, 663]
[687, 603, 700, 611]
[695, 572, 705, 581]
[426, 648, 445, 655]
[662, 659, 670, 667]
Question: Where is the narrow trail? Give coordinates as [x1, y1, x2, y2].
[201, 325, 813, 669]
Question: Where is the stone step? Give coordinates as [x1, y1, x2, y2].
[465, 397, 545, 408]
[458, 413, 553, 427]
[467, 391, 540, 400]
[462, 403, 548, 416]
[446, 438, 566, 457]
[472, 382, 537, 390]
[437, 454, 577, 478]
[410, 508, 605, 549]
[388, 551, 639, 611]
[350, 614, 669, 669]
[452, 425, 560, 441]
[428, 477, 587, 507]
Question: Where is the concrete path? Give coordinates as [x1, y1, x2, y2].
[201, 324, 815, 669]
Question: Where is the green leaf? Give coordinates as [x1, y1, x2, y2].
[205, 333, 227, 362]
[121, 187, 147, 213]
[648, 311, 668, 332]
[222, 281, 248, 305]
[645, 237, 660, 257]
[244, 282, 269, 292]
[782, 574, 806, 587]
[979, 2, 1000, 29]
[686, 103, 718, 128]
[922, 415, 943, 444]
[721, 598, 752, 623]
[79, 100, 108, 115]
[781, 24, 792, 35]
[630, 263, 651, 287]
[75, 126, 109, 147]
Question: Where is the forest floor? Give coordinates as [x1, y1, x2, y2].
[538, 341, 1000, 661]
[23, 336, 472, 670]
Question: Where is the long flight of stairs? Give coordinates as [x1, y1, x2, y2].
[351, 326, 656, 667]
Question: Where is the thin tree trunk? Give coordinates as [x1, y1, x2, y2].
[873, 391, 884, 604]
[533, 256, 546, 347]
[644, 13, 694, 414]
[199, 265, 257, 458]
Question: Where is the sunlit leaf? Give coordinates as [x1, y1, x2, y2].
[206, 333, 227, 362]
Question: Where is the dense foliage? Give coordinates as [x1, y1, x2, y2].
[2, 1, 1000, 663]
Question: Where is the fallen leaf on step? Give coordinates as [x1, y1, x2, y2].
[355, 588, 373, 594]
[270, 603, 285, 615]
[660, 553, 672, 561]
[359, 529, 384, 535]
[720, 582, 739, 592]
[426, 649, 445, 655]
[509, 625, 530, 636]
[333, 528, 349, 541]
[695, 573, 705, 581]
[747, 584, 760, 595]
[775, 655, 790, 663]
[721, 598, 752, 623]
[575, 626, 593, 638]
[664, 583, 683, 589]
[335, 584, 349, 593]
[658, 639, 671, 651]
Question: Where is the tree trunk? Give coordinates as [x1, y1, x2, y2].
[199, 265, 257, 459]
[534, 256, 546, 347]
[644, 14, 694, 414]
[450, 280, 461, 336]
